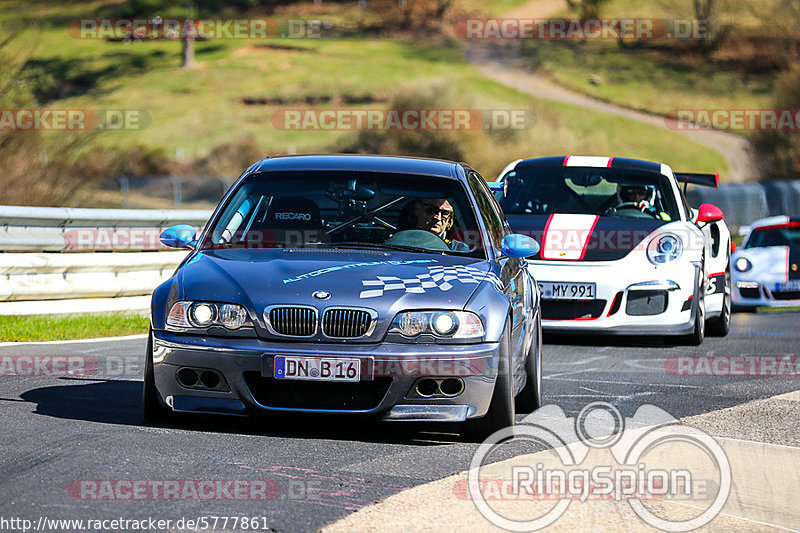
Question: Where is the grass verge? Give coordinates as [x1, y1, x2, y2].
[2, 0, 730, 180]
[0, 314, 149, 342]
[520, 0, 781, 118]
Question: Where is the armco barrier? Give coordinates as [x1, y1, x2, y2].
[1, 179, 799, 316]
[685, 180, 800, 230]
[0, 206, 212, 315]
[0, 205, 212, 251]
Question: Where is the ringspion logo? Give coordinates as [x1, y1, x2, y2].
[468, 403, 730, 531]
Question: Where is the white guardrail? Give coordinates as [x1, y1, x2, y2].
[0, 205, 212, 315]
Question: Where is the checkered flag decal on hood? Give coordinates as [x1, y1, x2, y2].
[359, 265, 501, 299]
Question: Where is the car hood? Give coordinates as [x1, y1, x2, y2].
[505, 213, 667, 261]
[178, 248, 495, 317]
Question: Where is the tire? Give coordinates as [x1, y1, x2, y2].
[142, 329, 171, 422]
[516, 311, 542, 414]
[463, 322, 515, 442]
[707, 267, 731, 337]
[683, 274, 705, 346]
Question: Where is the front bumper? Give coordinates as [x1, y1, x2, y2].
[528, 259, 700, 335]
[151, 331, 499, 422]
[732, 280, 800, 308]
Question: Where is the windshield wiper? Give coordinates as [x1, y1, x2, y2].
[321, 241, 447, 254]
[203, 242, 272, 250]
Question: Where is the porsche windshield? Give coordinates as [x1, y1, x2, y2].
[497, 167, 680, 221]
[201, 171, 486, 257]
[745, 223, 800, 248]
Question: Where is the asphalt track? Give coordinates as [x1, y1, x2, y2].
[0, 311, 798, 532]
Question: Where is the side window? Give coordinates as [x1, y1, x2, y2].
[467, 171, 505, 249]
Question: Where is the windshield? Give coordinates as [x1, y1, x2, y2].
[497, 166, 681, 221]
[745, 224, 800, 248]
[200, 171, 486, 257]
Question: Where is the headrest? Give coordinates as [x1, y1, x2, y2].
[264, 197, 322, 229]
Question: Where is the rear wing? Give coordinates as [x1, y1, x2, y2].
[675, 172, 719, 189]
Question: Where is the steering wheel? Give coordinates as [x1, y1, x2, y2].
[385, 230, 451, 251]
[605, 202, 657, 219]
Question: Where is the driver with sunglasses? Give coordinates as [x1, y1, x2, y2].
[410, 199, 470, 251]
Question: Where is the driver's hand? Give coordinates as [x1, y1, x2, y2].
[637, 201, 656, 214]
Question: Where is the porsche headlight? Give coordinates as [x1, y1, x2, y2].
[734, 257, 752, 272]
[167, 301, 250, 329]
[647, 233, 683, 265]
[390, 311, 484, 340]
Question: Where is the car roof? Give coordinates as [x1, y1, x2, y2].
[749, 215, 800, 230]
[249, 154, 464, 179]
[511, 155, 663, 174]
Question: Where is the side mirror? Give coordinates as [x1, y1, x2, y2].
[160, 224, 197, 249]
[486, 181, 506, 196]
[697, 203, 724, 224]
[501, 234, 540, 258]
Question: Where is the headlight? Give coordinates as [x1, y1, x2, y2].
[390, 311, 484, 340]
[734, 257, 752, 272]
[167, 301, 250, 329]
[219, 304, 248, 329]
[189, 303, 216, 327]
[647, 233, 683, 265]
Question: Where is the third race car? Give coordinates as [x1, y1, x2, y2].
[732, 216, 800, 310]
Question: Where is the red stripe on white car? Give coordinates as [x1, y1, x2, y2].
[786, 246, 791, 283]
[540, 214, 599, 260]
[563, 156, 612, 168]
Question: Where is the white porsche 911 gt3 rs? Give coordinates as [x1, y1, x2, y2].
[491, 156, 732, 344]
[732, 216, 800, 310]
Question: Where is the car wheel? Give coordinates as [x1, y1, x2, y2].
[707, 267, 731, 337]
[463, 321, 515, 442]
[516, 311, 542, 414]
[142, 329, 171, 422]
[683, 277, 705, 346]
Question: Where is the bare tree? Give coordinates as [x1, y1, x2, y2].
[565, 0, 610, 19]
[181, 1, 196, 69]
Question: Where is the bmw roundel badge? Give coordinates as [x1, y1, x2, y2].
[313, 290, 331, 300]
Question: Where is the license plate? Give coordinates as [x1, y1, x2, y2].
[273, 356, 360, 382]
[776, 280, 800, 292]
[538, 281, 596, 300]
